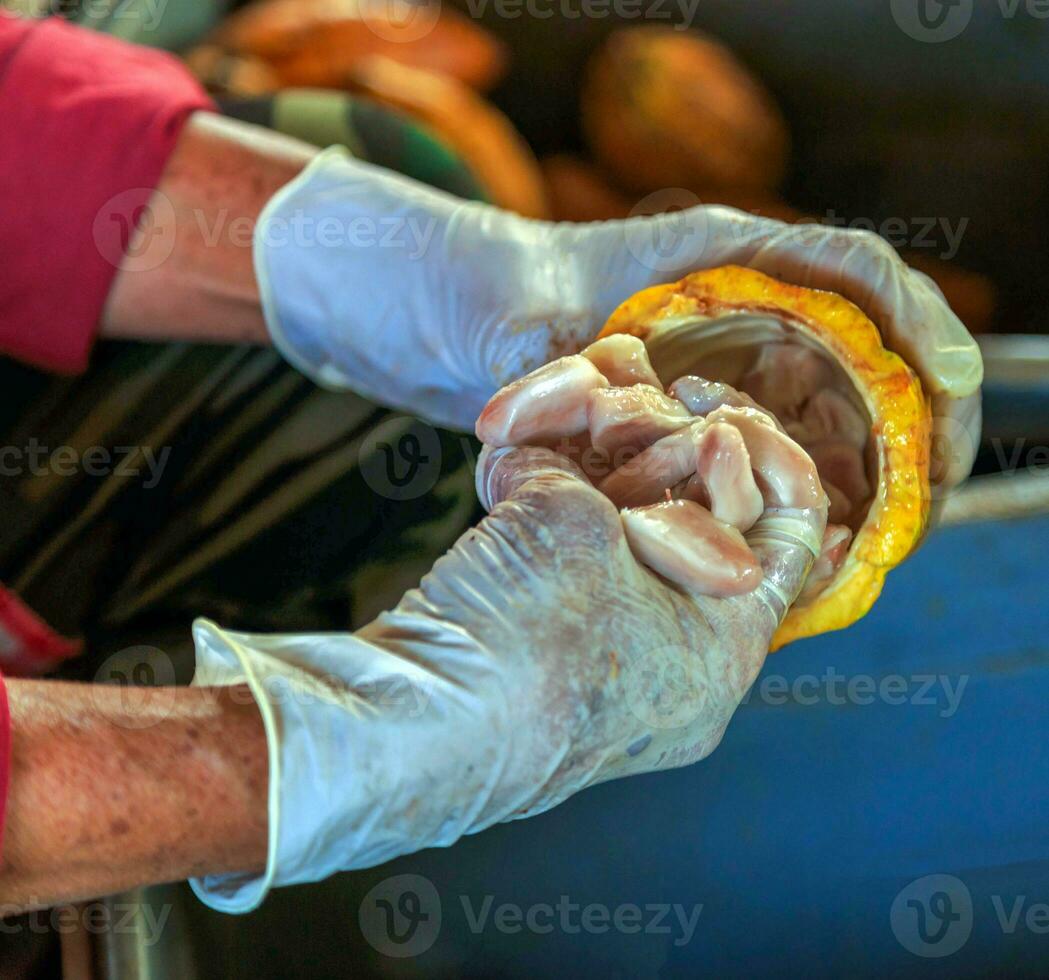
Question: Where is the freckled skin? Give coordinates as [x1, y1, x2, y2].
[1, 681, 267, 912]
[2, 343, 830, 913]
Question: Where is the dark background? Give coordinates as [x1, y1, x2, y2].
[469, 0, 1049, 334]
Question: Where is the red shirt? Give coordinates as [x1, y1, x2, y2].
[0, 15, 213, 677]
[0, 13, 214, 373]
[0, 18, 214, 855]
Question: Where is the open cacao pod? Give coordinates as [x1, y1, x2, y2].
[599, 265, 932, 649]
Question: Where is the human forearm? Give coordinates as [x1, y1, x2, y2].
[0, 680, 267, 912]
[100, 112, 317, 348]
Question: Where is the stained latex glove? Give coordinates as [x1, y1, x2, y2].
[189, 342, 827, 914]
[256, 148, 982, 489]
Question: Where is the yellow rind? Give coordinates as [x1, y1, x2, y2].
[598, 266, 932, 649]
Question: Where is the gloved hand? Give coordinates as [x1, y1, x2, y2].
[189, 340, 827, 913]
[255, 147, 982, 489]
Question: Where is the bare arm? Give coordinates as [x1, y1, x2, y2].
[0, 679, 267, 912]
[100, 112, 317, 348]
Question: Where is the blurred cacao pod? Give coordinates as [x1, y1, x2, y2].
[215, 0, 506, 92]
[348, 56, 549, 218]
[543, 155, 803, 223]
[582, 27, 789, 195]
[183, 44, 280, 96]
[541, 155, 631, 221]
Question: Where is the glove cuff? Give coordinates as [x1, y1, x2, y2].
[188, 618, 284, 914]
[186, 615, 483, 913]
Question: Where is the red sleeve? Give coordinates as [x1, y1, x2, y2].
[0, 669, 9, 863]
[0, 14, 215, 373]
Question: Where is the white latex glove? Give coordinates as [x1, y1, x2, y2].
[189, 349, 827, 914]
[256, 147, 982, 489]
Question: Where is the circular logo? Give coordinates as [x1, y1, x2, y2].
[359, 874, 442, 958]
[92, 188, 176, 272]
[359, 0, 441, 43]
[890, 873, 973, 957]
[622, 644, 710, 731]
[926, 404, 979, 503]
[359, 415, 442, 501]
[92, 646, 176, 729]
[624, 189, 709, 274]
[890, 0, 973, 43]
